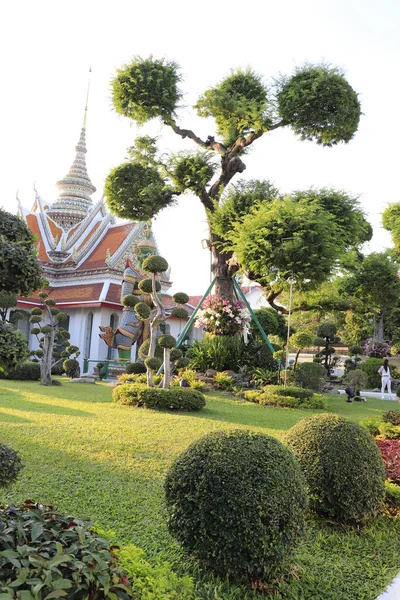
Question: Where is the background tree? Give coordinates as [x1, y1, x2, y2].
[340, 253, 400, 343]
[106, 58, 361, 302]
[29, 292, 80, 386]
[314, 322, 340, 374]
[289, 332, 315, 370]
[0, 323, 29, 375]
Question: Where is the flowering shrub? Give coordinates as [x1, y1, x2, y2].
[364, 339, 391, 358]
[376, 439, 400, 484]
[194, 296, 250, 336]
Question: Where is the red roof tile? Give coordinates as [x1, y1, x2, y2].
[18, 284, 104, 305]
[26, 214, 49, 261]
[77, 223, 136, 270]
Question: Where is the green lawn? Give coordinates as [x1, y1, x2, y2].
[0, 380, 399, 599]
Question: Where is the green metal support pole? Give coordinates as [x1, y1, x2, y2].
[83, 357, 88, 374]
[156, 276, 217, 375]
[104, 360, 109, 380]
[232, 278, 278, 358]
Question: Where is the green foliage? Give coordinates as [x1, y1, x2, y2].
[172, 292, 189, 305]
[290, 331, 314, 350]
[44, 298, 56, 306]
[0, 322, 29, 375]
[349, 344, 364, 356]
[0, 208, 43, 296]
[145, 356, 162, 372]
[171, 307, 188, 319]
[250, 306, 287, 339]
[165, 430, 307, 581]
[187, 336, 249, 371]
[294, 362, 327, 391]
[40, 324, 52, 334]
[121, 293, 140, 307]
[111, 56, 182, 124]
[0, 444, 23, 487]
[66, 345, 79, 355]
[105, 162, 171, 221]
[383, 410, 400, 426]
[29, 315, 42, 324]
[113, 383, 206, 411]
[126, 361, 147, 375]
[250, 367, 278, 387]
[244, 387, 326, 409]
[269, 385, 314, 400]
[360, 357, 383, 388]
[0, 291, 17, 313]
[158, 334, 176, 349]
[3, 361, 40, 381]
[277, 65, 361, 146]
[135, 302, 151, 320]
[317, 321, 337, 341]
[0, 502, 130, 599]
[138, 339, 163, 361]
[214, 372, 234, 391]
[286, 414, 386, 522]
[170, 348, 183, 362]
[343, 368, 368, 390]
[142, 254, 169, 274]
[117, 544, 194, 599]
[196, 69, 271, 146]
[55, 311, 67, 322]
[211, 179, 280, 241]
[170, 151, 216, 194]
[38, 291, 48, 299]
[63, 358, 80, 378]
[138, 278, 161, 294]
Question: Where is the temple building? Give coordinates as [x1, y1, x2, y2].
[15, 113, 199, 370]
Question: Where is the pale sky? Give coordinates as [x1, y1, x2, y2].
[1, 0, 399, 294]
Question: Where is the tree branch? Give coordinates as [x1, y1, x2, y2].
[165, 120, 227, 155]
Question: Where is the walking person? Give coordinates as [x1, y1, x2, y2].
[378, 359, 392, 399]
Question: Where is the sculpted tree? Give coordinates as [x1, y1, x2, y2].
[29, 291, 80, 386]
[105, 58, 361, 302]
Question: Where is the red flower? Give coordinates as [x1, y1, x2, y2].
[376, 439, 400, 484]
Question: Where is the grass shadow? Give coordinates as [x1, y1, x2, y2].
[0, 387, 93, 417]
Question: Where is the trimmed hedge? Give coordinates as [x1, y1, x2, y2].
[2, 361, 40, 381]
[165, 430, 307, 581]
[268, 385, 314, 400]
[126, 361, 147, 375]
[286, 414, 386, 522]
[243, 389, 326, 410]
[113, 384, 206, 411]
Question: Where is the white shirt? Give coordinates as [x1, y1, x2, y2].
[378, 366, 391, 379]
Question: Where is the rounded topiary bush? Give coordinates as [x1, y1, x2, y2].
[360, 357, 383, 389]
[5, 361, 40, 381]
[121, 294, 140, 308]
[138, 339, 163, 361]
[294, 362, 327, 391]
[172, 292, 189, 304]
[138, 278, 161, 294]
[165, 430, 307, 581]
[171, 307, 188, 319]
[142, 255, 168, 274]
[113, 384, 205, 411]
[145, 356, 162, 371]
[0, 502, 130, 598]
[158, 334, 176, 348]
[63, 358, 80, 378]
[30, 307, 42, 316]
[286, 414, 386, 522]
[0, 445, 23, 487]
[135, 302, 151, 320]
[126, 361, 147, 375]
[170, 348, 183, 362]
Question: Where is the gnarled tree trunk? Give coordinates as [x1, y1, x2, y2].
[373, 309, 385, 343]
[41, 325, 55, 386]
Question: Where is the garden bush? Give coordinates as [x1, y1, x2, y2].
[165, 430, 307, 581]
[243, 389, 326, 409]
[268, 385, 314, 400]
[294, 362, 326, 391]
[286, 414, 386, 522]
[126, 361, 147, 375]
[187, 336, 249, 371]
[117, 544, 194, 599]
[376, 439, 400, 485]
[0, 501, 130, 599]
[343, 368, 368, 390]
[63, 357, 80, 378]
[0, 444, 23, 487]
[112, 384, 206, 411]
[360, 357, 383, 388]
[214, 372, 234, 390]
[3, 361, 40, 380]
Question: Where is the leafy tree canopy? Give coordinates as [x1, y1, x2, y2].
[0, 209, 43, 296]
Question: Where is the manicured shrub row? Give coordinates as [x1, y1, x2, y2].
[376, 439, 400, 485]
[0, 501, 130, 599]
[165, 430, 307, 581]
[113, 383, 206, 411]
[0, 361, 40, 380]
[286, 414, 386, 522]
[0, 444, 23, 487]
[243, 386, 326, 409]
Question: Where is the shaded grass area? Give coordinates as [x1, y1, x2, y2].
[0, 380, 399, 599]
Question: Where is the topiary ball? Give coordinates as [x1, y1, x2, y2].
[142, 255, 168, 274]
[66, 345, 79, 355]
[29, 315, 42, 324]
[134, 302, 151, 320]
[44, 298, 56, 307]
[55, 312, 67, 322]
[138, 339, 163, 361]
[38, 291, 48, 299]
[170, 348, 183, 362]
[158, 334, 176, 349]
[30, 307, 42, 316]
[40, 325, 52, 334]
[0, 445, 23, 488]
[165, 430, 307, 581]
[172, 292, 189, 305]
[63, 358, 80, 378]
[171, 307, 188, 319]
[121, 294, 140, 308]
[126, 361, 147, 375]
[50, 307, 60, 316]
[30, 327, 40, 336]
[145, 356, 162, 372]
[286, 414, 385, 522]
[138, 278, 161, 294]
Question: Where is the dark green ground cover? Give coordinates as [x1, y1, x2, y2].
[0, 380, 399, 599]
